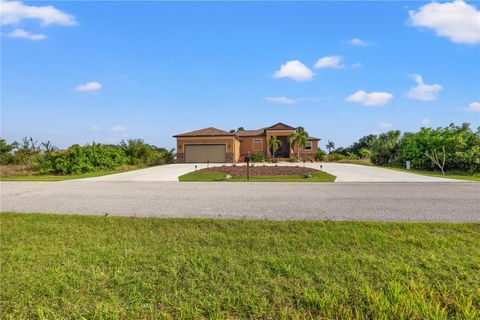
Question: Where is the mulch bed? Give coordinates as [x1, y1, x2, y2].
[197, 165, 318, 176]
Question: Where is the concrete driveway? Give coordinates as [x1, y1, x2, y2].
[81, 162, 460, 182]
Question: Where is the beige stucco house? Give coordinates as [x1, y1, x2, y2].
[173, 123, 320, 163]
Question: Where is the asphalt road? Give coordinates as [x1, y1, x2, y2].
[1, 181, 479, 222]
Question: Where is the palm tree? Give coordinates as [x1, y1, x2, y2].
[326, 140, 335, 153]
[268, 135, 283, 159]
[295, 127, 309, 159]
[288, 127, 309, 160]
[288, 130, 297, 157]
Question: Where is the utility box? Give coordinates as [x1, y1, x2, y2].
[406, 161, 411, 170]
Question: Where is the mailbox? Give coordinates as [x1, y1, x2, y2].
[244, 155, 251, 181]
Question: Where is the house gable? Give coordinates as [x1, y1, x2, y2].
[265, 122, 296, 131]
[173, 127, 237, 138]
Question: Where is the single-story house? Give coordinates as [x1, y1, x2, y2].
[173, 122, 320, 163]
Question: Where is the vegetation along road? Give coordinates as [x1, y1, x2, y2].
[1, 181, 478, 222]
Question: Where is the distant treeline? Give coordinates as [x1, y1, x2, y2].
[0, 138, 174, 175]
[316, 123, 479, 174]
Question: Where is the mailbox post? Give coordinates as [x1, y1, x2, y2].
[245, 155, 251, 181]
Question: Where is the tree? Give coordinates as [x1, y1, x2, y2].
[0, 138, 18, 165]
[326, 140, 335, 153]
[288, 127, 308, 159]
[350, 134, 376, 156]
[370, 130, 401, 166]
[268, 135, 282, 159]
[41, 141, 58, 153]
[237, 127, 245, 132]
[288, 130, 297, 157]
[425, 146, 446, 175]
[15, 137, 41, 166]
[287, 127, 309, 160]
[295, 127, 309, 159]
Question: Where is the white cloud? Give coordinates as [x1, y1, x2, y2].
[90, 125, 101, 131]
[467, 102, 480, 112]
[76, 82, 102, 92]
[351, 63, 363, 68]
[273, 60, 314, 81]
[314, 55, 344, 69]
[380, 122, 393, 129]
[8, 28, 46, 40]
[409, 0, 480, 44]
[346, 90, 394, 107]
[265, 96, 298, 105]
[406, 74, 442, 101]
[421, 117, 431, 126]
[110, 125, 127, 133]
[349, 38, 374, 46]
[0, 0, 77, 26]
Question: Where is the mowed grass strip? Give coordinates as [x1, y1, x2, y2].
[179, 171, 336, 182]
[1, 213, 479, 319]
[0, 166, 141, 181]
[384, 167, 480, 182]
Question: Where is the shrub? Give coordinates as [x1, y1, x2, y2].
[327, 153, 346, 161]
[359, 148, 371, 159]
[251, 152, 266, 163]
[315, 149, 326, 161]
[40, 143, 128, 175]
[120, 139, 174, 167]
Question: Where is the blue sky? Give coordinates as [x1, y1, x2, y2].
[2, 1, 479, 149]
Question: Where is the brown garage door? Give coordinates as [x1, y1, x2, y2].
[184, 144, 226, 163]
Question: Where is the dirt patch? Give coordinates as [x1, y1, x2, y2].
[198, 165, 318, 176]
[0, 165, 36, 176]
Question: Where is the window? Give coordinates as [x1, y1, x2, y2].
[253, 139, 262, 143]
[305, 141, 312, 150]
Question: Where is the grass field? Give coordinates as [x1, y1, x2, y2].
[1, 213, 479, 319]
[385, 167, 480, 182]
[179, 171, 336, 182]
[0, 167, 140, 181]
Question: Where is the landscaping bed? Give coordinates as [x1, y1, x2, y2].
[198, 165, 318, 176]
[179, 165, 336, 182]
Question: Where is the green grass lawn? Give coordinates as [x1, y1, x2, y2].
[179, 171, 336, 182]
[1, 213, 479, 319]
[385, 167, 480, 182]
[0, 167, 141, 181]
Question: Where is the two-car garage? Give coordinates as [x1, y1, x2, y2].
[184, 144, 226, 163]
[174, 127, 241, 163]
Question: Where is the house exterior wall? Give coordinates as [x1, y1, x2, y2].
[295, 140, 318, 160]
[239, 136, 267, 156]
[176, 136, 239, 163]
